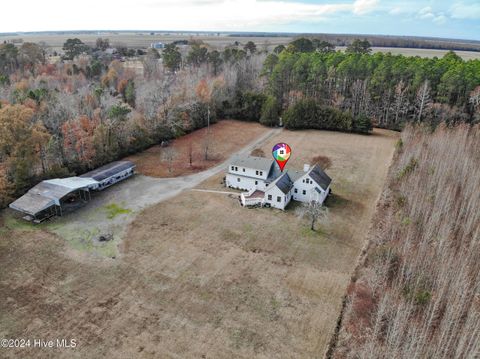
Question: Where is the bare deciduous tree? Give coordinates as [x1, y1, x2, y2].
[297, 200, 328, 231]
[415, 80, 431, 121]
[162, 146, 177, 174]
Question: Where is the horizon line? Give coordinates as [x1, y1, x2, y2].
[0, 30, 479, 43]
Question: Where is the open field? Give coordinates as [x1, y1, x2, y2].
[0, 33, 290, 52]
[337, 46, 480, 60]
[0, 128, 397, 358]
[2, 32, 480, 59]
[126, 120, 270, 178]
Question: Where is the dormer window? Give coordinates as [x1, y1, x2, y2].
[256, 170, 259, 175]
[242, 168, 245, 172]
[235, 166, 238, 171]
[260, 171, 263, 176]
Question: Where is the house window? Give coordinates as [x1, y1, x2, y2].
[277, 196, 281, 202]
[302, 179, 305, 183]
[235, 166, 238, 171]
[231, 166, 234, 171]
[255, 181, 258, 185]
[260, 171, 263, 176]
[306, 178, 309, 184]
[237, 178, 241, 182]
[243, 168, 245, 172]
[268, 194, 272, 200]
[294, 188, 298, 193]
[302, 190, 306, 195]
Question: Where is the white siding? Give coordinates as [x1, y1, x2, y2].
[292, 173, 330, 205]
[228, 165, 268, 180]
[264, 186, 291, 210]
[225, 173, 266, 191]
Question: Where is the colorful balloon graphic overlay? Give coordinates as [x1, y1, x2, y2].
[272, 143, 291, 171]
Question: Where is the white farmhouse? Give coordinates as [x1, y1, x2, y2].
[230, 155, 332, 210]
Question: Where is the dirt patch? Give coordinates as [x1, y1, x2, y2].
[126, 120, 269, 177]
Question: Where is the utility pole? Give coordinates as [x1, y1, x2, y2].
[204, 105, 210, 160]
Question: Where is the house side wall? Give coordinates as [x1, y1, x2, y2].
[228, 165, 269, 181]
[226, 173, 267, 191]
[264, 186, 291, 210]
[292, 174, 329, 204]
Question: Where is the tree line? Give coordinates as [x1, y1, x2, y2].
[259, 38, 480, 131]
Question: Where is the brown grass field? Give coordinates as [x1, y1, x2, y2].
[125, 120, 269, 177]
[0, 127, 397, 358]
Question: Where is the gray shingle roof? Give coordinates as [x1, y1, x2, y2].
[288, 170, 304, 182]
[269, 172, 293, 194]
[308, 165, 332, 190]
[230, 155, 274, 172]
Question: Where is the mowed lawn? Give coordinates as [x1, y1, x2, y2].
[0, 128, 397, 359]
[126, 120, 270, 177]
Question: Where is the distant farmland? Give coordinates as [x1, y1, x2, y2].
[2, 32, 480, 60]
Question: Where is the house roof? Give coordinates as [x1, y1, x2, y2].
[9, 178, 98, 216]
[230, 156, 273, 172]
[268, 172, 293, 194]
[288, 170, 304, 182]
[308, 165, 332, 190]
[80, 161, 135, 182]
[44, 177, 98, 190]
[9, 191, 55, 216]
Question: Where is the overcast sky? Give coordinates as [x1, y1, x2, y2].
[2, 0, 479, 40]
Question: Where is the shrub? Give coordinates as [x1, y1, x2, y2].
[250, 148, 265, 157]
[311, 155, 332, 169]
[414, 290, 432, 305]
[283, 98, 370, 133]
[397, 157, 418, 180]
[260, 95, 281, 126]
[395, 138, 404, 151]
[225, 91, 267, 121]
[352, 113, 373, 133]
